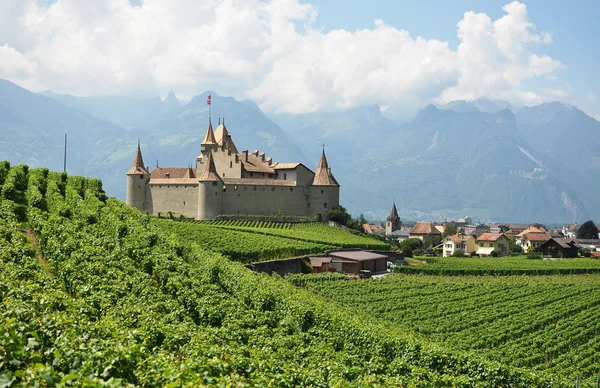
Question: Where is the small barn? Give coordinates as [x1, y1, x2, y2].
[536, 238, 578, 258]
[327, 250, 388, 274]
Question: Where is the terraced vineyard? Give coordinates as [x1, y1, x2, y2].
[156, 219, 333, 262]
[302, 273, 600, 383]
[203, 220, 390, 251]
[1, 162, 562, 386]
[395, 256, 600, 275]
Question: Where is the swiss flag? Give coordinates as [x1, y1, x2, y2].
[207, 95, 211, 105]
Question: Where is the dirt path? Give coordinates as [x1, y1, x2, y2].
[22, 228, 54, 277]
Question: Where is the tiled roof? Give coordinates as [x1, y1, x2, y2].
[150, 167, 196, 179]
[272, 162, 301, 170]
[523, 232, 551, 242]
[309, 257, 331, 268]
[312, 150, 339, 186]
[363, 223, 384, 234]
[201, 121, 217, 145]
[516, 227, 545, 238]
[448, 234, 473, 243]
[476, 233, 505, 242]
[222, 178, 297, 186]
[240, 152, 276, 173]
[329, 250, 388, 262]
[199, 152, 222, 181]
[410, 222, 441, 235]
[127, 143, 149, 174]
[149, 178, 199, 185]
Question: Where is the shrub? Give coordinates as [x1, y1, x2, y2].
[490, 250, 499, 257]
[527, 251, 543, 259]
[452, 249, 465, 257]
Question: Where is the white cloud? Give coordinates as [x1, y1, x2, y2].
[0, 0, 569, 114]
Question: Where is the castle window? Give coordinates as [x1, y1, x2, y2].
[176, 185, 178, 188]
[223, 186, 227, 192]
[271, 187, 275, 191]
[324, 203, 327, 208]
[290, 188, 293, 192]
[223, 173, 225, 177]
[212, 182, 218, 186]
[250, 172, 253, 177]
[253, 186, 256, 190]
[230, 161, 232, 168]
[284, 173, 287, 180]
[263, 173, 265, 177]
[159, 185, 162, 188]
[308, 203, 310, 208]
[321, 190, 324, 194]
[139, 175, 143, 179]
[183, 201, 185, 205]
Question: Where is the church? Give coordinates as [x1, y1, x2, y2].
[126, 119, 340, 220]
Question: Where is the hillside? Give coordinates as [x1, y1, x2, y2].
[0, 162, 563, 386]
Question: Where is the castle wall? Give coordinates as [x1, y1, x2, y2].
[147, 184, 199, 218]
[221, 184, 309, 216]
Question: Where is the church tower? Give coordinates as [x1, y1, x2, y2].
[126, 141, 150, 211]
[385, 201, 401, 235]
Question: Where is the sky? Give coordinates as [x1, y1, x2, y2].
[1, 0, 599, 119]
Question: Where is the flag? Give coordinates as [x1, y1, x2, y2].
[207, 95, 211, 105]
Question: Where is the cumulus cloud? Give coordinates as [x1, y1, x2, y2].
[0, 0, 569, 114]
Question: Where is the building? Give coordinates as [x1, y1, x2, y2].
[409, 222, 442, 240]
[363, 223, 385, 235]
[443, 234, 477, 257]
[536, 238, 578, 258]
[126, 120, 340, 220]
[326, 250, 388, 274]
[521, 232, 551, 252]
[385, 201, 401, 235]
[387, 229, 410, 242]
[475, 233, 510, 256]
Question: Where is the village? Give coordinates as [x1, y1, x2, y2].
[363, 203, 600, 259]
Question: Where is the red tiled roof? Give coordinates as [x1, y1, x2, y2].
[523, 232, 551, 242]
[410, 222, 441, 235]
[150, 167, 196, 179]
[476, 233, 506, 242]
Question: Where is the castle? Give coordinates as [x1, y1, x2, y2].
[126, 119, 340, 220]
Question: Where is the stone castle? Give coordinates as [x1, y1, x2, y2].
[126, 119, 340, 220]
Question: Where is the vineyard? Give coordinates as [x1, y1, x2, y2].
[155, 219, 334, 262]
[0, 162, 565, 386]
[394, 256, 600, 275]
[202, 219, 390, 251]
[302, 273, 600, 384]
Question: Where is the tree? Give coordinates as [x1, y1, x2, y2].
[328, 205, 351, 226]
[577, 221, 599, 239]
[423, 235, 442, 249]
[399, 238, 423, 252]
[442, 222, 458, 238]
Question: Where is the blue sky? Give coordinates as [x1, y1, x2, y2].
[1, 0, 598, 118]
[308, 0, 600, 116]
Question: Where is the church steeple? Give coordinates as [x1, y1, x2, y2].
[385, 200, 401, 235]
[201, 119, 217, 145]
[127, 141, 149, 175]
[199, 151, 222, 181]
[312, 147, 339, 186]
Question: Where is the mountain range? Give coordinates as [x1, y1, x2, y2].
[1, 78, 599, 224]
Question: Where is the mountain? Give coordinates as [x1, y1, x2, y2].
[3, 80, 308, 202]
[40, 90, 181, 129]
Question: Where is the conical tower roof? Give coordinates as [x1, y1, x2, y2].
[201, 120, 217, 145]
[312, 148, 339, 186]
[387, 201, 400, 222]
[127, 141, 149, 174]
[199, 151, 222, 181]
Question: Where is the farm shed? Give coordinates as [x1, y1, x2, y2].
[328, 250, 388, 274]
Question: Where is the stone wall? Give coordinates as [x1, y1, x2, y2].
[246, 257, 305, 276]
[222, 183, 309, 216]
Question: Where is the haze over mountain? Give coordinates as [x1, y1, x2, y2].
[2, 78, 600, 224]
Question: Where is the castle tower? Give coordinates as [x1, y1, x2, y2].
[197, 119, 217, 170]
[126, 141, 150, 211]
[385, 201, 401, 235]
[197, 151, 223, 220]
[311, 147, 340, 221]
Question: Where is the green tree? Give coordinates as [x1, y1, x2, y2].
[399, 238, 423, 252]
[423, 235, 442, 249]
[442, 222, 458, 238]
[328, 205, 352, 226]
[577, 220, 599, 239]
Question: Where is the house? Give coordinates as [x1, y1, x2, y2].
[387, 229, 410, 242]
[506, 224, 528, 236]
[363, 223, 385, 235]
[443, 234, 477, 257]
[475, 233, 511, 256]
[409, 222, 442, 240]
[536, 238, 578, 258]
[309, 257, 332, 272]
[562, 224, 580, 239]
[457, 216, 472, 227]
[327, 250, 388, 274]
[521, 232, 551, 252]
[515, 226, 546, 247]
